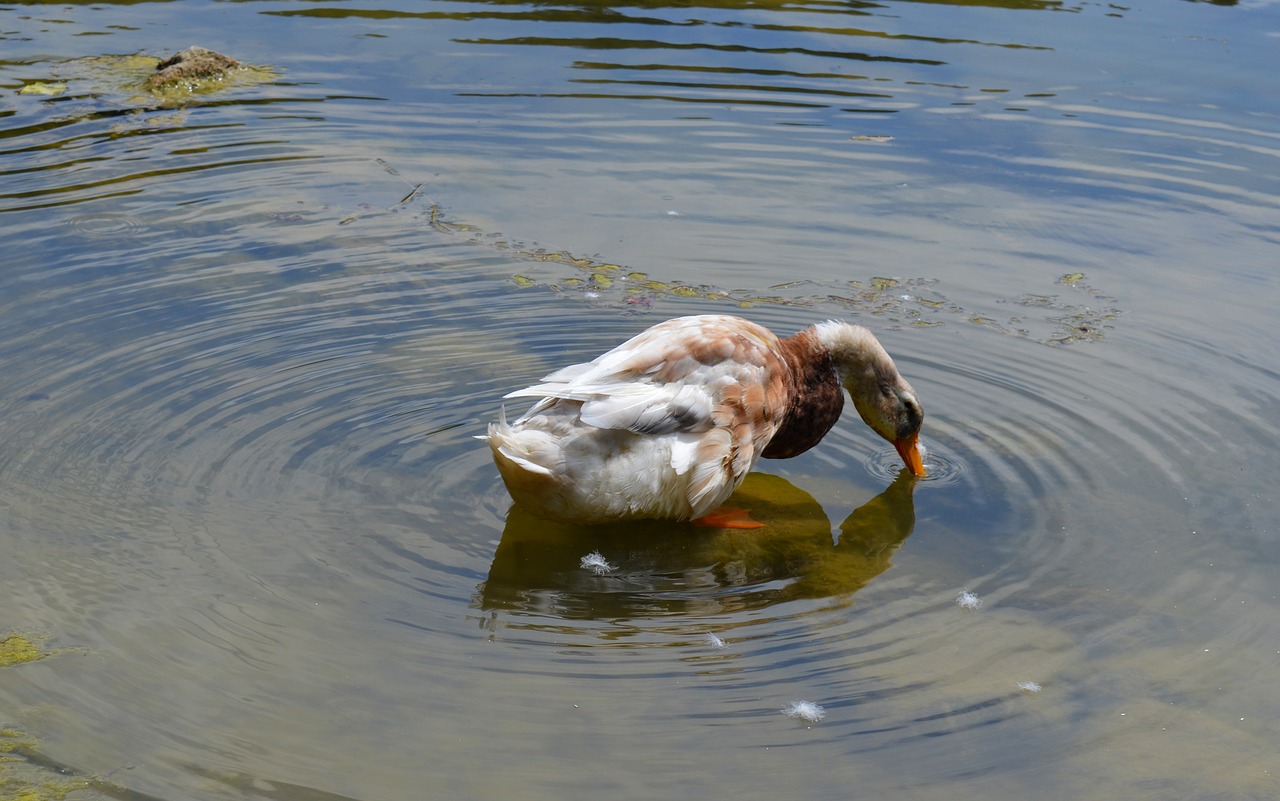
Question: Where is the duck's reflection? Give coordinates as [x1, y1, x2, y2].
[478, 470, 917, 618]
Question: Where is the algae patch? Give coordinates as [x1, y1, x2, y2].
[0, 728, 92, 801]
[0, 633, 81, 668]
[416, 198, 1124, 343]
[16, 82, 67, 97]
[0, 635, 46, 668]
[23, 47, 275, 111]
[0, 729, 35, 755]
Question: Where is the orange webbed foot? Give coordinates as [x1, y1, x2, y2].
[692, 507, 765, 529]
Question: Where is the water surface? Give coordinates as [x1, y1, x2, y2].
[1, 1, 1278, 799]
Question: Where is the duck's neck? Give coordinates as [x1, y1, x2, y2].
[810, 320, 896, 389]
[760, 328, 845, 459]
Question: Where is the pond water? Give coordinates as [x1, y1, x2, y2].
[2, 0, 1278, 799]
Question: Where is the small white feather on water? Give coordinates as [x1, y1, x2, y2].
[782, 700, 826, 723]
[955, 590, 983, 610]
[1017, 681, 1042, 693]
[580, 551, 616, 575]
[703, 633, 727, 649]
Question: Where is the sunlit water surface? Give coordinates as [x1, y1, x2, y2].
[1, 1, 1278, 799]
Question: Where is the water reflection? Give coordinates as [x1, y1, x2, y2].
[276, 0, 1055, 114]
[480, 470, 917, 617]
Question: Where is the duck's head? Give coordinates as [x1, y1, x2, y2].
[813, 321, 927, 477]
[856, 376, 926, 477]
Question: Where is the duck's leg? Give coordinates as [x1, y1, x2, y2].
[692, 507, 765, 529]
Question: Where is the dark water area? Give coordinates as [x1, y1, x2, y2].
[1, 0, 1278, 799]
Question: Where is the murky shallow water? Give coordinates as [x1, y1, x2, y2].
[2, 0, 1278, 799]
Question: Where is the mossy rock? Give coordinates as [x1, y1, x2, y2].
[142, 46, 245, 92]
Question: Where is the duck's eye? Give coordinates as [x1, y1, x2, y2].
[900, 394, 923, 427]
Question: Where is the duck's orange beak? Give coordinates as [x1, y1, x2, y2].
[894, 433, 927, 477]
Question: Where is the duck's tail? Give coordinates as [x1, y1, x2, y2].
[486, 408, 561, 478]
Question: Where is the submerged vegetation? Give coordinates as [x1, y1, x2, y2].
[0, 729, 92, 801]
[0, 633, 83, 669]
[10, 47, 274, 110]
[1, 643, 116, 801]
[0, 635, 48, 669]
[425, 203, 1123, 346]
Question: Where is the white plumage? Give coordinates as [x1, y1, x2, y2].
[484, 314, 925, 525]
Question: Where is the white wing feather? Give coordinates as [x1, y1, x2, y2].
[489, 315, 791, 522]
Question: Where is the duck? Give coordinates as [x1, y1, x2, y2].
[484, 314, 925, 526]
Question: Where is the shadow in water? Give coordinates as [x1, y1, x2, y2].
[478, 470, 917, 618]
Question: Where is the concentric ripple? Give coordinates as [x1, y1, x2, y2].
[61, 212, 149, 237]
[2, 1, 1278, 799]
[866, 440, 964, 486]
[455, 298, 1280, 777]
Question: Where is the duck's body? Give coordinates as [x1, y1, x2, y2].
[485, 315, 924, 524]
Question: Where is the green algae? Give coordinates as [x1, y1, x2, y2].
[0, 633, 84, 669]
[0, 729, 92, 801]
[0, 636, 46, 668]
[28, 49, 275, 113]
[16, 83, 67, 97]
[417, 200, 1123, 345]
[0, 730, 35, 755]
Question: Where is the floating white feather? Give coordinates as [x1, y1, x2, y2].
[955, 590, 983, 610]
[580, 551, 615, 575]
[782, 700, 826, 723]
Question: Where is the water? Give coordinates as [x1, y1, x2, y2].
[2, 0, 1278, 799]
